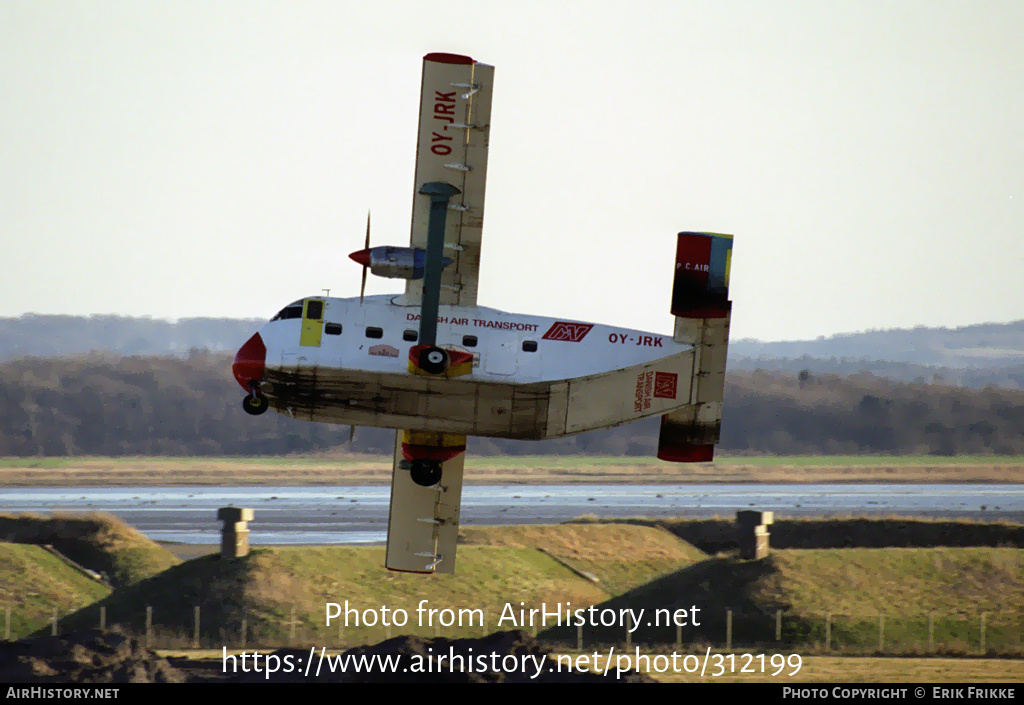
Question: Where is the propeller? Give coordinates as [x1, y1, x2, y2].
[360, 211, 370, 303]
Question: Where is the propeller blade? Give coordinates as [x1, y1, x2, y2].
[360, 211, 370, 303]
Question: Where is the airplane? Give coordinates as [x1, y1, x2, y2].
[231, 52, 733, 574]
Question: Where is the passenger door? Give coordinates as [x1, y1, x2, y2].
[300, 298, 324, 347]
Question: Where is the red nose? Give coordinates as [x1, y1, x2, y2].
[232, 332, 266, 391]
[348, 248, 370, 266]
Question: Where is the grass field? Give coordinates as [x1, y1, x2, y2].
[1, 454, 1022, 485]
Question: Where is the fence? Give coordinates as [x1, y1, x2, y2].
[5, 604, 1022, 656]
[541, 609, 1023, 656]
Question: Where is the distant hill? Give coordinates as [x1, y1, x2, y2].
[732, 321, 1024, 366]
[727, 320, 1024, 390]
[1, 314, 1022, 364]
[0, 314, 262, 360]
[727, 355, 1024, 390]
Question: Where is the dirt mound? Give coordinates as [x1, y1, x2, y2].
[1, 629, 652, 683]
[234, 630, 653, 683]
[0, 628, 185, 683]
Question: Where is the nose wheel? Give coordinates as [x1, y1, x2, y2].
[409, 459, 442, 486]
[243, 384, 269, 415]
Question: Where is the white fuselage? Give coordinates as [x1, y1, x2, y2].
[254, 294, 698, 439]
[259, 294, 682, 382]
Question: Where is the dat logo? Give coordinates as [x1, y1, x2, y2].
[542, 322, 594, 342]
[653, 372, 678, 399]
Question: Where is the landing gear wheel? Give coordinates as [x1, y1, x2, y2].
[419, 346, 449, 375]
[409, 459, 442, 486]
[243, 393, 269, 415]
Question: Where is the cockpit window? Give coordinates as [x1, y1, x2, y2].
[271, 304, 303, 321]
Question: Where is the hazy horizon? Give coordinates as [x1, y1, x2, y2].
[2, 308, 1023, 346]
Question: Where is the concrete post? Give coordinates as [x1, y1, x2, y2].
[736, 510, 773, 559]
[218, 507, 254, 559]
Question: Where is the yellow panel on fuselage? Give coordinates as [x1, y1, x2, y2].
[300, 298, 324, 347]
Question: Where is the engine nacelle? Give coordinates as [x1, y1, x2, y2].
[349, 246, 453, 280]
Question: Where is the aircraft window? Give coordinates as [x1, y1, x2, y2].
[462, 335, 478, 347]
[522, 340, 538, 352]
[366, 327, 384, 339]
[305, 300, 324, 320]
[325, 323, 342, 335]
[272, 305, 303, 321]
[403, 329, 418, 342]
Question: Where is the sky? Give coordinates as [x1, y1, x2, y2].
[2, 1, 1022, 342]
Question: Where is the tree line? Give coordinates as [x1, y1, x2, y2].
[1, 353, 1023, 457]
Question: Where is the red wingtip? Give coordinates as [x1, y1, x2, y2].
[424, 52, 474, 65]
[657, 443, 715, 463]
[348, 249, 370, 266]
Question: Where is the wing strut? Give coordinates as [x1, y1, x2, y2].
[417, 182, 461, 345]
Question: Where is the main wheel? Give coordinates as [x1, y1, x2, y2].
[409, 459, 442, 486]
[243, 393, 269, 415]
[418, 346, 449, 375]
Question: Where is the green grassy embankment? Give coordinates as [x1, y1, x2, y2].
[4, 514, 1022, 655]
[53, 523, 700, 646]
[0, 543, 111, 638]
[458, 523, 706, 595]
[0, 512, 178, 638]
[593, 516, 1024, 553]
[572, 544, 1024, 654]
[0, 512, 179, 588]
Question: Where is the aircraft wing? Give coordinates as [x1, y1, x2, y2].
[403, 52, 493, 308]
[385, 430, 466, 573]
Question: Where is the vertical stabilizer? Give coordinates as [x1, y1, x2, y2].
[659, 232, 733, 462]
